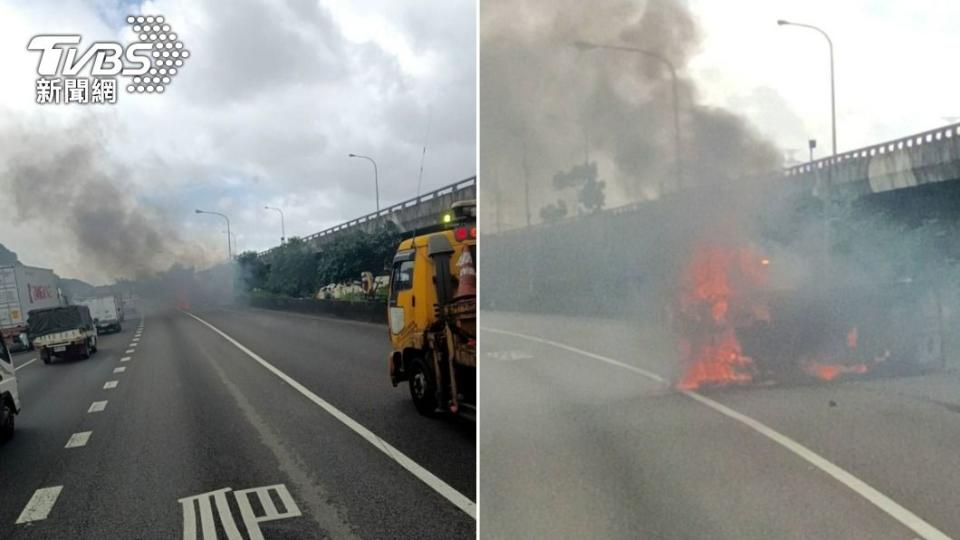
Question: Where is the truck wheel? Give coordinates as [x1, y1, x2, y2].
[41, 349, 51, 364]
[408, 357, 439, 416]
[79, 342, 90, 360]
[0, 399, 14, 442]
[91, 337, 98, 354]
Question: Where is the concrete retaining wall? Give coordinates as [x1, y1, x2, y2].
[248, 296, 387, 324]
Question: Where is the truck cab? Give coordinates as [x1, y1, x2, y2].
[388, 201, 477, 418]
[0, 335, 20, 441]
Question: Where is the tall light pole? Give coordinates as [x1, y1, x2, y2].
[264, 206, 285, 244]
[778, 20, 837, 265]
[195, 209, 232, 260]
[573, 40, 682, 194]
[348, 153, 380, 213]
[777, 20, 837, 158]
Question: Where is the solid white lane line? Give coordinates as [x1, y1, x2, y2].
[125, 349, 134, 354]
[88, 400, 107, 413]
[482, 327, 667, 383]
[16, 486, 63, 523]
[113, 367, 126, 373]
[184, 311, 477, 519]
[120, 356, 131, 362]
[65, 431, 92, 448]
[481, 326, 952, 540]
[104, 380, 119, 389]
[14, 358, 37, 371]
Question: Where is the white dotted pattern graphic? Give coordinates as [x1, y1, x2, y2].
[124, 15, 188, 94]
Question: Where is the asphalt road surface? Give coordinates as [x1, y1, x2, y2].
[480, 311, 960, 540]
[0, 306, 475, 539]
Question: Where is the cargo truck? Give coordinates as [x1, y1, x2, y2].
[0, 336, 19, 441]
[77, 294, 124, 333]
[388, 200, 477, 419]
[29, 305, 98, 363]
[0, 264, 64, 350]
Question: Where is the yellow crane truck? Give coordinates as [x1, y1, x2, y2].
[388, 201, 476, 419]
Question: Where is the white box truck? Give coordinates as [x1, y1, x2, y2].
[0, 264, 63, 350]
[77, 294, 124, 333]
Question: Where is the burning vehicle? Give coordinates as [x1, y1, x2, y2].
[670, 241, 943, 390]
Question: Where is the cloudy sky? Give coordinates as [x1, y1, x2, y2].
[0, 0, 476, 284]
[688, 0, 960, 163]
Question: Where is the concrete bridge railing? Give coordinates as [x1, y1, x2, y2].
[785, 122, 960, 195]
[259, 176, 476, 255]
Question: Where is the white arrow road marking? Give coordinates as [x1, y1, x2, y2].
[65, 431, 92, 448]
[113, 367, 126, 374]
[16, 486, 63, 524]
[185, 311, 477, 519]
[486, 350, 534, 362]
[104, 380, 119, 389]
[88, 401, 107, 413]
[482, 326, 952, 540]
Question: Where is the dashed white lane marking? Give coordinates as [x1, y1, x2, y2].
[120, 356, 131, 362]
[481, 326, 952, 540]
[14, 357, 37, 371]
[104, 380, 119, 389]
[88, 400, 107, 413]
[125, 349, 135, 354]
[185, 311, 477, 519]
[16, 486, 63, 523]
[65, 431, 92, 448]
[130, 343, 138, 348]
[113, 367, 126, 374]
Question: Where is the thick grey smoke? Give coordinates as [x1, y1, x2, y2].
[480, 0, 781, 228]
[0, 117, 214, 282]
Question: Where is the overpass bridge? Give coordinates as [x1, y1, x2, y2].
[784, 121, 960, 198]
[260, 176, 475, 256]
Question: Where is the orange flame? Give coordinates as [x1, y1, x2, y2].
[675, 245, 768, 390]
[802, 360, 868, 381]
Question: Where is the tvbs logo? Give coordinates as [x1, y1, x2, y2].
[27, 15, 189, 105]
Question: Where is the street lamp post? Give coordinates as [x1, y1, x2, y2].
[348, 153, 380, 213]
[195, 209, 232, 260]
[573, 40, 682, 194]
[264, 206, 285, 244]
[777, 20, 837, 157]
[778, 20, 837, 265]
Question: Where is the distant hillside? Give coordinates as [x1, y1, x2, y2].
[60, 278, 98, 300]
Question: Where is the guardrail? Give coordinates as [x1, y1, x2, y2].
[785, 122, 960, 177]
[260, 176, 475, 255]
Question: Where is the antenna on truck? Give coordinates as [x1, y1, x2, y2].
[409, 107, 433, 242]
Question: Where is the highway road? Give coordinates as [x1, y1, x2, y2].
[480, 311, 960, 540]
[0, 306, 475, 539]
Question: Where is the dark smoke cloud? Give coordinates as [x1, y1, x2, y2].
[0, 117, 214, 282]
[480, 0, 781, 225]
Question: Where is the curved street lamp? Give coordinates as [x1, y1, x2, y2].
[264, 206, 285, 244]
[348, 153, 380, 213]
[195, 209, 232, 260]
[573, 39, 683, 193]
[777, 20, 837, 158]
